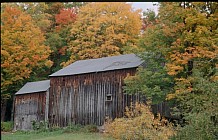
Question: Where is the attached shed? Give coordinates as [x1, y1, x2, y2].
[49, 54, 145, 127]
[14, 80, 50, 130]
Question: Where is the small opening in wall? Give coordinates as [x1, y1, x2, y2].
[22, 117, 24, 121]
[22, 98, 25, 103]
[62, 77, 65, 86]
[106, 94, 112, 101]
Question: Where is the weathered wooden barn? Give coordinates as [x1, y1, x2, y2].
[48, 54, 145, 127]
[14, 80, 50, 130]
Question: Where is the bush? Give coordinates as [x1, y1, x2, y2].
[104, 102, 177, 140]
[31, 120, 48, 132]
[83, 125, 98, 133]
[63, 124, 83, 133]
[63, 124, 98, 133]
[171, 113, 218, 140]
[28, 121, 98, 134]
[1, 121, 13, 132]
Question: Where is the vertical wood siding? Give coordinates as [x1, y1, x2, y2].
[14, 92, 46, 130]
[49, 68, 142, 127]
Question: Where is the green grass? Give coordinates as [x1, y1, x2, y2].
[1, 131, 113, 140]
[1, 122, 13, 132]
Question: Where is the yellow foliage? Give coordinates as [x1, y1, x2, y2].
[166, 63, 184, 76]
[63, 2, 142, 66]
[104, 102, 176, 140]
[163, 3, 218, 101]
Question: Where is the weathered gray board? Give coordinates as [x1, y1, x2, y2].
[14, 91, 48, 130]
[49, 68, 144, 127]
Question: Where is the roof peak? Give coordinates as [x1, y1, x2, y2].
[50, 53, 143, 77]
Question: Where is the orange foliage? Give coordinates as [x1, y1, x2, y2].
[1, 5, 53, 92]
[55, 8, 77, 26]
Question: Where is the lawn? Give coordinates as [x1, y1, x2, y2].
[1, 131, 113, 140]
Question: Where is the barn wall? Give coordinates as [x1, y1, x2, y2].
[49, 68, 144, 127]
[14, 91, 46, 130]
[152, 102, 180, 119]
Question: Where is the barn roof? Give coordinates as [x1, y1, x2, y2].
[15, 80, 50, 95]
[50, 53, 143, 77]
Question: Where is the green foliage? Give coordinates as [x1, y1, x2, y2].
[124, 2, 217, 140]
[30, 122, 98, 134]
[31, 120, 48, 131]
[63, 2, 88, 8]
[1, 121, 13, 132]
[173, 69, 218, 115]
[63, 124, 98, 133]
[169, 69, 218, 139]
[124, 66, 174, 104]
[124, 7, 176, 105]
[82, 125, 98, 133]
[171, 113, 218, 140]
[63, 124, 83, 133]
[124, 27, 175, 104]
[45, 27, 72, 73]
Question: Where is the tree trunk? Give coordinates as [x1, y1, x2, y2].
[1, 99, 7, 121]
[11, 95, 15, 122]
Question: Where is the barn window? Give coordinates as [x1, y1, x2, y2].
[62, 77, 66, 86]
[22, 98, 25, 103]
[106, 94, 112, 101]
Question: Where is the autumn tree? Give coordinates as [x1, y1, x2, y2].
[63, 2, 142, 66]
[124, 2, 218, 139]
[162, 2, 218, 138]
[45, 7, 78, 73]
[124, 9, 176, 105]
[14, 2, 52, 33]
[1, 5, 52, 121]
[15, 2, 86, 73]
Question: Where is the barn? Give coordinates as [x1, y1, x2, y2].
[14, 80, 50, 130]
[48, 54, 145, 127]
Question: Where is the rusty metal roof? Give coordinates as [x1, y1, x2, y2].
[15, 80, 50, 95]
[50, 53, 143, 77]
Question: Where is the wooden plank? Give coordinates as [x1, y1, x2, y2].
[48, 68, 140, 127]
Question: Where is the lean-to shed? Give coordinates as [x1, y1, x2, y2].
[49, 54, 145, 127]
[14, 80, 50, 130]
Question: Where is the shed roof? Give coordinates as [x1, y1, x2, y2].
[15, 80, 50, 95]
[50, 54, 143, 77]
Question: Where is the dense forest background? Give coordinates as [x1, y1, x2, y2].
[1, 2, 218, 139]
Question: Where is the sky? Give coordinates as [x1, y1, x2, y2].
[129, 2, 159, 15]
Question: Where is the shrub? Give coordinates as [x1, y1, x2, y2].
[31, 120, 48, 132]
[1, 121, 13, 132]
[83, 125, 98, 133]
[104, 102, 176, 140]
[171, 113, 218, 140]
[63, 124, 98, 133]
[63, 124, 83, 133]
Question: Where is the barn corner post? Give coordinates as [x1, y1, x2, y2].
[11, 93, 15, 130]
[45, 89, 49, 129]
